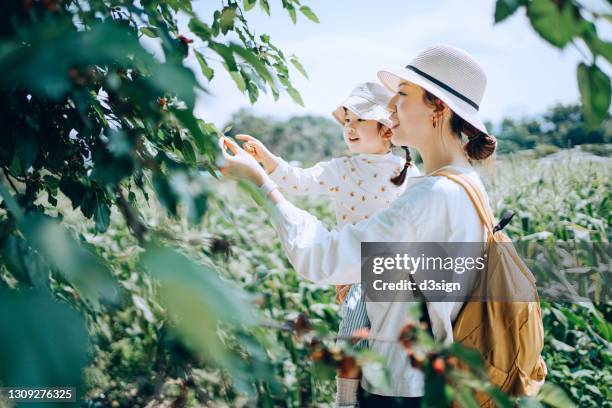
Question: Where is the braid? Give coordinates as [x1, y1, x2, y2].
[390, 147, 413, 186]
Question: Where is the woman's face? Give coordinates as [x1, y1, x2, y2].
[342, 109, 390, 154]
[388, 82, 433, 148]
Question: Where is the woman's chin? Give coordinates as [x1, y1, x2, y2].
[391, 131, 406, 147]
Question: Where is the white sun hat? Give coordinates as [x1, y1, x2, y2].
[378, 44, 489, 135]
[332, 81, 394, 128]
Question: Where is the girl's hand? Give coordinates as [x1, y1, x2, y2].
[218, 136, 267, 186]
[236, 134, 279, 173]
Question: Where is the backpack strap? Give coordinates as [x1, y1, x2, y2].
[430, 168, 496, 239]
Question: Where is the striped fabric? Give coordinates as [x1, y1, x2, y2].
[337, 283, 369, 350]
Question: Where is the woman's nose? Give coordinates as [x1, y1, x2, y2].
[388, 94, 399, 111]
[345, 125, 356, 134]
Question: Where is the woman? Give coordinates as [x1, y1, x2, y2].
[219, 45, 497, 407]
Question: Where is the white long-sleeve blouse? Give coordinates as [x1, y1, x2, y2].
[267, 164, 490, 397]
[268, 151, 420, 227]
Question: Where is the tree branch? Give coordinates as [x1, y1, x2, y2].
[2, 168, 20, 195]
[115, 185, 147, 244]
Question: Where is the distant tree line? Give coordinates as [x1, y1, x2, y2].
[226, 104, 611, 164]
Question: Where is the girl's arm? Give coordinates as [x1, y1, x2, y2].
[267, 157, 338, 196]
[237, 134, 338, 196]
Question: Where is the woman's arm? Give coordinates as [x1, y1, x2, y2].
[266, 192, 414, 284]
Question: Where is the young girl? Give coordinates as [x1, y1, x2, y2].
[237, 81, 420, 407]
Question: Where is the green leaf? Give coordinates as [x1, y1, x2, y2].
[549, 338, 575, 352]
[93, 201, 110, 233]
[19, 214, 120, 310]
[285, 85, 304, 106]
[494, 0, 527, 23]
[188, 18, 212, 41]
[228, 43, 278, 96]
[287, 5, 297, 24]
[143, 243, 258, 367]
[0, 184, 23, 220]
[140, 26, 158, 38]
[181, 139, 196, 163]
[299, 5, 320, 23]
[577, 63, 611, 128]
[244, 0, 257, 11]
[0, 290, 89, 392]
[230, 70, 247, 93]
[580, 21, 612, 64]
[58, 178, 85, 209]
[195, 50, 214, 81]
[259, 0, 271, 15]
[1, 235, 49, 288]
[455, 387, 481, 408]
[450, 342, 485, 373]
[219, 5, 237, 34]
[15, 134, 39, 172]
[537, 383, 576, 408]
[290, 57, 308, 79]
[527, 0, 579, 48]
[172, 108, 212, 154]
[152, 171, 178, 215]
[210, 42, 237, 71]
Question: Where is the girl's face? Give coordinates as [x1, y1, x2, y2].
[342, 109, 391, 154]
[388, 82, 434, 149]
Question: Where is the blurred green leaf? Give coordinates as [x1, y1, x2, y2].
[143, 242, 258, 367]
[188, 18, 212, 41]
[537, 382, 577, 407]
[299, 6, 320, 23]
[494, 0, 527, 23]
[259, 0, 271, 15]
[290, 57, 308, 79]
[93, 201, 111, 233]
[244, 0, 257, 12]
[0, 289, 89, 391]
[195, 50, 214, 81]
[577, 63, 611, 128]
[527, 0, 579, 48]
[140, 26, 158, 38]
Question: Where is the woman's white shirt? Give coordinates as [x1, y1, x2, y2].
[267, 164, 490, 397]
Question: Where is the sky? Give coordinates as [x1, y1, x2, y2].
[169, 0, 612, 128]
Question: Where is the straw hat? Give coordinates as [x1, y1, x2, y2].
[378, 44, 489, 135]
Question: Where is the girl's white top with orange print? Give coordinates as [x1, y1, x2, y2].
[267, 151, 420, 227]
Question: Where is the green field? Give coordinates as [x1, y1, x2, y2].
[4, 150, 603, 407]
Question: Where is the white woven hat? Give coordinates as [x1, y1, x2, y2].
[332, 82, 394, 128]
[378, 44, 489, 135]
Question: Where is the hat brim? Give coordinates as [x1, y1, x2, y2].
[377, 68, 489, 136]
[332, 95, 393, 128]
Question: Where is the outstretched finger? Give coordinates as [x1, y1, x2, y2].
[236, 134, 256, 143]
[218, 137, 233, 159]
[223, 137, 245, 156]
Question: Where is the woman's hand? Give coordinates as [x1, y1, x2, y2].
[218, 136, 267, 186]
[236, 134, 279, 173]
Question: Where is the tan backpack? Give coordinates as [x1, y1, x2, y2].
[435, 168, 547, 407]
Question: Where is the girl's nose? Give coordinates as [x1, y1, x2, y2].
[346, 126, 356, 134]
